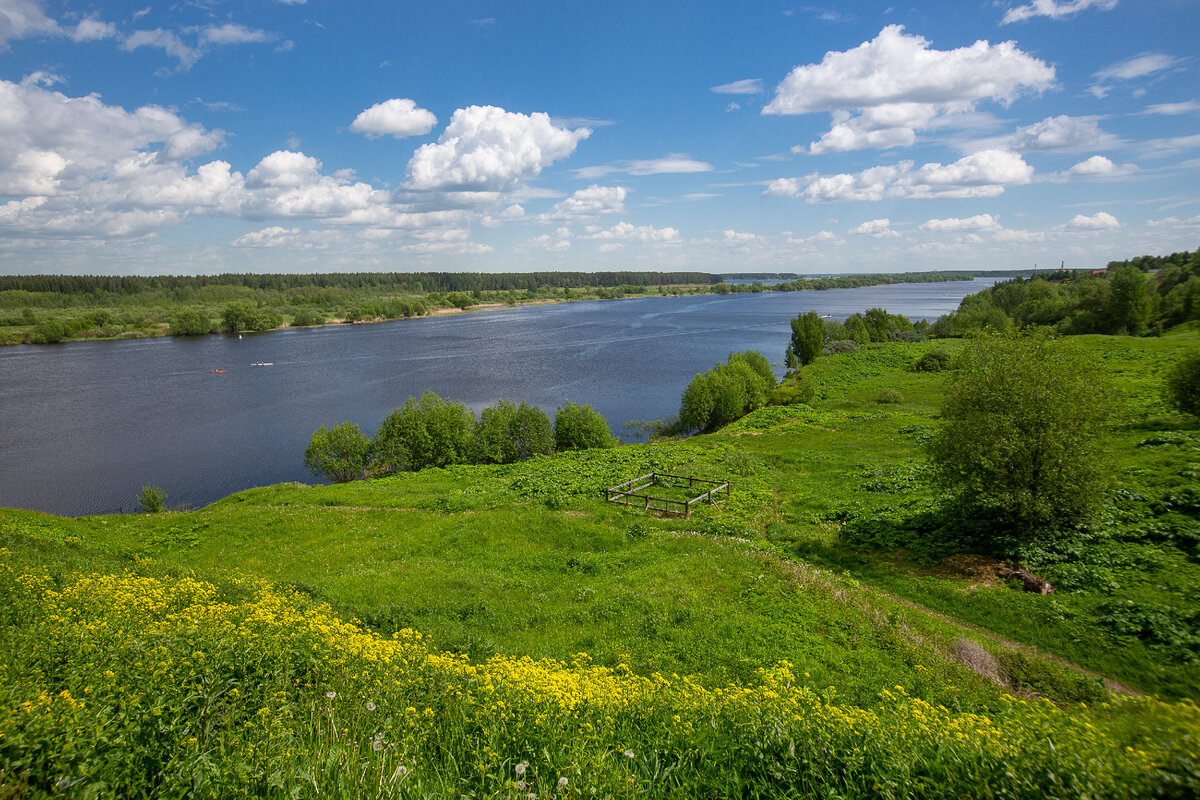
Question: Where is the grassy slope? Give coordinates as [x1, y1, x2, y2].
[5, 333, 1198, 709]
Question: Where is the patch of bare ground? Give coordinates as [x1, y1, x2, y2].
[927, 553, 1009, 590]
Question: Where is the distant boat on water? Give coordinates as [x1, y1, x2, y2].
[208, 369, 226, 373]
[252, 362, 273, 367]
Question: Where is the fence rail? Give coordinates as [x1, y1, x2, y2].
[605, 472, 731, 519]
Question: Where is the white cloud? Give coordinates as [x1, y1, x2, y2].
[480, 203, 525, 228]
[574, 153, 712, 180]
[788, 230, 841, 245]
[711, 79, 763, 95]
[406, 105, 590, 192]
[849, 218, 899, 238]
[769, 150, 1033, 203]
[1001, 115, 1121, 153]
[0, 77, 472, 238]
[1090, 53, 1184, 97]
[121, 28, 201, 69]
[919, 213, 999, 232]
[1066, 155, 1138, 177]
[71, 17, 117, 42]
[763, 25, 1055, 153]
[0, 0, 59, 44]
[198, 24, 275, 46]
[1065, 211, 1120, 230]
[232, 226, 300, 247]
[350, 98, 437, 139]
[522, 227, 572, 252]
[722, 229, 760, 244]
[1140, 101, 1200, 116]
[583, 221, 680, 242]
[1001, 0, 1118, 25]
[538, 185, 626, 222]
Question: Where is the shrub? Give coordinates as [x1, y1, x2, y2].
[911, 349, 954, 372]
[679, 351, 777, 432]
[770, 373, 815, 406]
[1163, 349, 1200, 418]
[304, 422, 371, 483]
[927, 330, 1114, 553]
[476, 400, 554, 464]
[169, 309, 210, 336]
[821, 339, 859, 356]
[136, 485, 168, 513]
[876, 389, 904, 404]
[373, 393, 476, 472]
[785, 310, 823, 368]
[553, 401, 614, 451]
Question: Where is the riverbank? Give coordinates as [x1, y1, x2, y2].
[0, 270, 1004, 346]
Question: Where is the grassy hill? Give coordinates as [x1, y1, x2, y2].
[2, 333, 1198, 797]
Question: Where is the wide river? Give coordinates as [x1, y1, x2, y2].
[0, 278, 995, 516]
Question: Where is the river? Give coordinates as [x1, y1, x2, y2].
[0, 278, 994, 516]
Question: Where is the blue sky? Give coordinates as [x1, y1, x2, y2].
[0, 0, 1198, 275]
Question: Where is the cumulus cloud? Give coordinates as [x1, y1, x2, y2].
[522, 227, 572, 252]
[0, 77, 468, 238]
[350, 98, 437, 139]
[1090, 53, 1184, 98]
[197, 23, 275, 46]
[919, 213, 999, 232]
[582, 221, 680, 242]
[763, 25, 1055, 153]
[722, 229, 760, 244]
[711, 79, 763, 95]
[1065, 211, 1120, 230]
[538, 185, 626, 222]
[232, 226, 300, 247]
[849, 218, 899, 238]
[999, 115, 1121, 153]
[766, 150, 1033, 203]
[1001, 0, 1118, 25]
[1068, 156, 1119, 176]
[406, 106, 590, 192]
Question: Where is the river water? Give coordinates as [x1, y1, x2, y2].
[0, 278, 994, 516]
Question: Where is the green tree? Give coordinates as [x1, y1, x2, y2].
[372, 392, 476, 472]
[304, 422, 370, 483]
[476, 400, 554, 463]
[553, 401, 614, 451]
[785, 311, 824, 368]
[1163, 349, 1200, 418]
[1106, 264, 1151, 334]
[927, 331, 1113, 552]
[169, 309, 210, 336]
[678, 351, 777, 432]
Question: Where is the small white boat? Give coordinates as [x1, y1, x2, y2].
[251, 361, 274, 366]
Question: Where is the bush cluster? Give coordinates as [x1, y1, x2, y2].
[679, 351, 776, 433]
[305, 394, 612, 483]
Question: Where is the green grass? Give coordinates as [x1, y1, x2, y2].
[2, 333, 1199, 797]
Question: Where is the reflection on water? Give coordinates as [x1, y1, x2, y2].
[0, 279, 994, 516]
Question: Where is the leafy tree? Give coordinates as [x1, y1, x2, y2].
[169, 309, 210, 336]
[1106, 264, 1151, 334]
[927, 330, 1113, 553]
[1163, 349, 1200, 418]
[475, 400, 554, 464]
[372, 392, 475, 472]
[553, 401, 614, 451]
[304, 422, 370, 483]
[785, 310, 824, 368]
[678, 350, 777, 432]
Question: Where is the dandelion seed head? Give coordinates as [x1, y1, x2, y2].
[515, 761, 528, 776]
[372, 739, 384, 751]
[325, 691, 336, 699]
[624, 749, 634, 758]
[558, 776, 568, 789]
[365, 701, 376, 711]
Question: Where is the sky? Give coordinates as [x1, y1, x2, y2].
[0, 0, 1198, 276]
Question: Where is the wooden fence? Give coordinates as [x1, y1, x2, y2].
[605, 472, 731, 519]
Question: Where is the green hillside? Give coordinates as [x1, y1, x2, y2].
[2, 333, 1199, 797]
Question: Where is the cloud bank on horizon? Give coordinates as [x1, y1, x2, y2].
[0, 0, 1196, 274]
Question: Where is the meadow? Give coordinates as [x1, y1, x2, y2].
[2, 332, 1198, 797]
